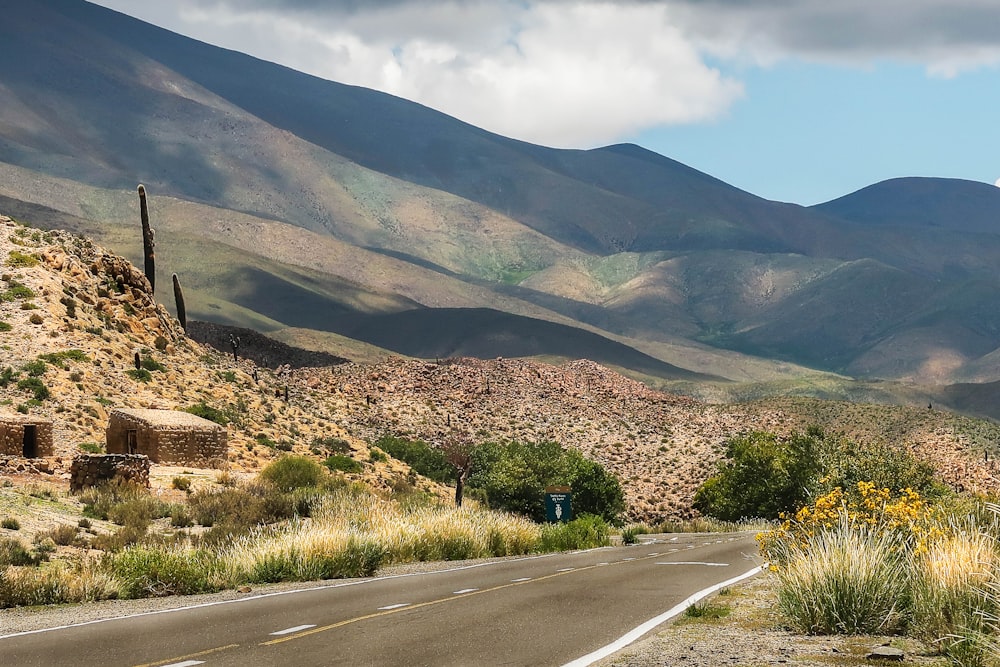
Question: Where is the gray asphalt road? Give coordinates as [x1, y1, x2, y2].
[0, 532, 761, 667]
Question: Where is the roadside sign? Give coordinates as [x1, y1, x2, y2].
[545, 485, 572, 523]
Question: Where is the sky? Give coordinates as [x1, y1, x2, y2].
[88, 0, 1000, 206]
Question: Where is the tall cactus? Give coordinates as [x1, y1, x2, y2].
[172, 273, 187, 331]
[137, 184, 155, 293]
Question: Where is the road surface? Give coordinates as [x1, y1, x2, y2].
[1, 532, 761, 666]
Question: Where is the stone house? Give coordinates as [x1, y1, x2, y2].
[106, 409, 227, 467]
[0, 414, 53, 458]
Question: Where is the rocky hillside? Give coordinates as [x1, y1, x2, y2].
[2, 215, 1000, 522]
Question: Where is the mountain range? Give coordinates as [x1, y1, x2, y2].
[5, 0, 1000, 418]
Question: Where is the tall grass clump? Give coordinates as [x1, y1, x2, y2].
[911, 520, 1000, 665]
[540, 515, 612, 552]
[771, 513, 912, 634]
[0, 561, 117, 608]
[106, 545, 223, 598]
[759, 483, 943, 636]
[218, 522, 385, 583]
[311, 489, 543, 563]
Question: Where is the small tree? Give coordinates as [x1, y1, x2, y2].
[693, 431, 823, 521]
[440, 429, 476, 507]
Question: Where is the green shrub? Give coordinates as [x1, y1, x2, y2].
[171, 476, 193, 492]
[0, 321, 10, 332]
[311, 436, 351, 455]
[5, 251, 39, 268]
[0, 366, 16, 387]
[260, 456, 325, 492]
[140, 356, 166, 372]
[1, 517, 20, 531]
[79, 442, 103, 454]
[37, 524, 79, 547]
[17, 377, 49, 401]
[538, 514, 611, 552]
[126, 368, 152, 383]
[106, 546, 221, 598]
[39, 349, 89, 366]
[21, 359, 47, 377]
[182, 402, 229, 426]
[79, 479, 156, 521]
[0, 536, 36, 566]
[324, 455, 363, 474]
[369, 448, 388, 463]
[1, 282, 35, 301]
[469, 440, 624, 523]
[376, 435, 454, 483]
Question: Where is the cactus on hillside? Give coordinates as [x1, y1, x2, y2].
[172, 273, 187, 331]
[137, 184, 155, 293]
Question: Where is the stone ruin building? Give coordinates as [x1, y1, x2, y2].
[0, 414, 53, 458]
[106, 408, 228, 468]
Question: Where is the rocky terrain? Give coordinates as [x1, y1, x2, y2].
[2, 214, 1000, 522]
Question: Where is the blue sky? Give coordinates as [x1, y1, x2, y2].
[89, 0, 1000, 206]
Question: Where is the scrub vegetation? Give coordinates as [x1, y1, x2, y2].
[0, 456, 610, 608]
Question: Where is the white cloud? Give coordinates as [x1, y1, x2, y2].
[91, 0, 1000, 147]
[95, 1, 743, 147]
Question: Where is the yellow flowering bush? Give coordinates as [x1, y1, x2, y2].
[758, 482, 943, 565]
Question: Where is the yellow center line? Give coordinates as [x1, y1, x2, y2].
[132, 642, 241, 667]
[262, 549, 679, 646]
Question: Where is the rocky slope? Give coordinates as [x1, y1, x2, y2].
[2, 215, 1000, 522]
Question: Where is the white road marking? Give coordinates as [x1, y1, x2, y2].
[647, 553, 660, 557]
[669, 537, 678, 542]
[163, 662, 204, 667]
[453, 588, 478, 594]
[562, 565, 763, 667]
[622, 557, 636, 561]
[270, 624, 316, 635]
[597, 562, 609, 566]
[378, 603, 410, 610]
[656, 562, 729, 567]
[557, 568, 575, 572]
[511, 577, 532, 582]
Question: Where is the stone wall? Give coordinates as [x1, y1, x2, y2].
[70, 454, 150, 492]
[153, 429, 228, 468]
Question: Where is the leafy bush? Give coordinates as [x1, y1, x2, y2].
[140, 356, 167, 372]
[376, 435, 455, 483]
[106, 546, 221, 598]
[21, 359, 47, 377]
[311, 436, 351, 455]
[126, 368, 152, 383]
[260, 456, 325, 492]
[469, 440, 624, 523]
[16, 377, 49, 401]
[182, 402, 229, 426]
[37, 524, 80, 547]
[1, 517, 20, 531]
[324, 455, 363, 474]
[693, 431, 823, 521]
[79, 442, 103, 454]
[695, 428, 948, 523]
[5, 251, 39, 268]
[539, 514, 611, 551]
[171, 476, 193, 492]
[0, 536, 36, 566]
[0, 321, 11, 332]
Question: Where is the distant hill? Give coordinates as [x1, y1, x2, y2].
[6, 0, 1000, 408]
[814, 177, 1000, 234]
